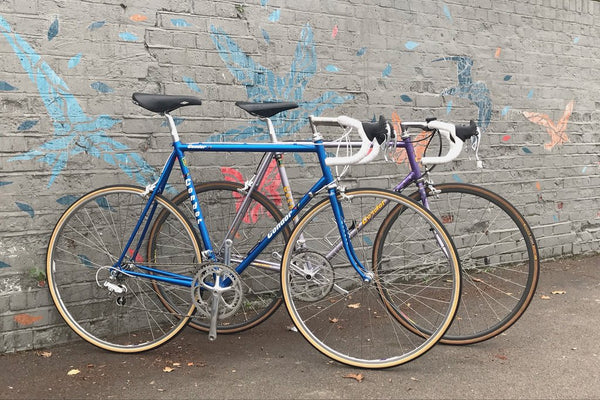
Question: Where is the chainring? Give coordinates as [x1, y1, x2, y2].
[190, 263, 243, 319]
[288, 250, 334, 302]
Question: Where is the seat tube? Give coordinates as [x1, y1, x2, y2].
[174, 142, 215, 259]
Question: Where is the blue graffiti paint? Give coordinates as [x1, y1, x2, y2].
[16, 202, 34, 217]
[382, 64, 392, 77]
[503, 75, 512, 81]
[208, 24, 352, 142]
[0, 81, 16, 90]
[362, 236, 373, 246]
[183, 76, 202, 93]
[501, 106, 511, 116]
[0, 16, 159, 187]
[269, 9, 280, 22]
[17, 120, 38, 131]
[522, 147, 532, 154]
[56, 195, 78, 206]
[443, 4, 453, 22]
[78, 254, 94, 268]
[434, 56, 492, 132]
[293, 153, 305, 167]
[261, 0, 268, 5]
[0, 181, 12, 187]
[119, 32, 138, 41]
[68, 53, 82, 69]
[574, 37, 580, 44]
[400, 94, 412, 102]
[356, 47, 366, 56]
[452, 174, 463, 183]
[527, 89, 534, 99]
[171, 18, 191, 27]
[325, 65, 339, 72]
[48, 18, 58, 40]
[0, 261, 10, 268]
[88, 21, 105, 31]
[95, 196, 113, 211]
[446, 100, 453, 114]
[405, 41, 419, 50]
[161, 116, 185, 127]
[261, 29, 270, 44]
[91, 81, 114, 93]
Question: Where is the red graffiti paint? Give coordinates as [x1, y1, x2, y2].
[14, 314, 43, 326]
[221, 161, 282, 223]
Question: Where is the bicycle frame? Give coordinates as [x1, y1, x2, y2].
[112, 114, 374, 288]
[207, 118, 437, 264]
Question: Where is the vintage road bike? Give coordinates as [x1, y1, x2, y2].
[164, 100, 539, 345]
[46, 93, 462, 369]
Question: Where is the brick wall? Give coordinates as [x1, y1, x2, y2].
[1, 0, 599, 351]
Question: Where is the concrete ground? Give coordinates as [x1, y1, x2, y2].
[1, 255, 599, 399]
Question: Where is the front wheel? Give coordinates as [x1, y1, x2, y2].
[47, 185, 200, 353]
[408, 183, 539, 344]
[281, 188, 461, 369]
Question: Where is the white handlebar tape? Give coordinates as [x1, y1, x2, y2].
[420, 120, 464, 165]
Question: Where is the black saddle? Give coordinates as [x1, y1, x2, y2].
[132, 93, 202, 114]
[236, 101, 298, 118]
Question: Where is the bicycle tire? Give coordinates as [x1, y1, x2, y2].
[150, 181, 290, 333]
[47, 185, 200, 352]
[401, 182, 539, 344]
[281, 188, 461, 369]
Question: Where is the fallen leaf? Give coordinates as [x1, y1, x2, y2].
[552, 290, 566, 295]
[286, 325, 298, 332]
[347, 303, 360, 309]
[495, 354, 508, 360]
[472, 277, 484, 283]
[187, 362, 194, 367]
[329, 317, 339, 323]
[37, 351, 52, 358]
[541, 295, 551, 300]
[410, 377, 419, 381]
[67, 369, 80, 376]
[172, 362, 181, 367]
[343, 373, 364, 382]
[163, 366, 174, 373]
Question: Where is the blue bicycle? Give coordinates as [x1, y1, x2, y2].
[47, 93, 461, 368]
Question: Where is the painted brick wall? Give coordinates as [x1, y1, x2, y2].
[1, 0, 599, 352]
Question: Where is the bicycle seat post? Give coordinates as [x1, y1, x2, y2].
[164, 113, 180, 142]
[262, 117, 278, 144]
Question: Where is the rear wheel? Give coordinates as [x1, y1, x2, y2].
[47, 185, 199, 352]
